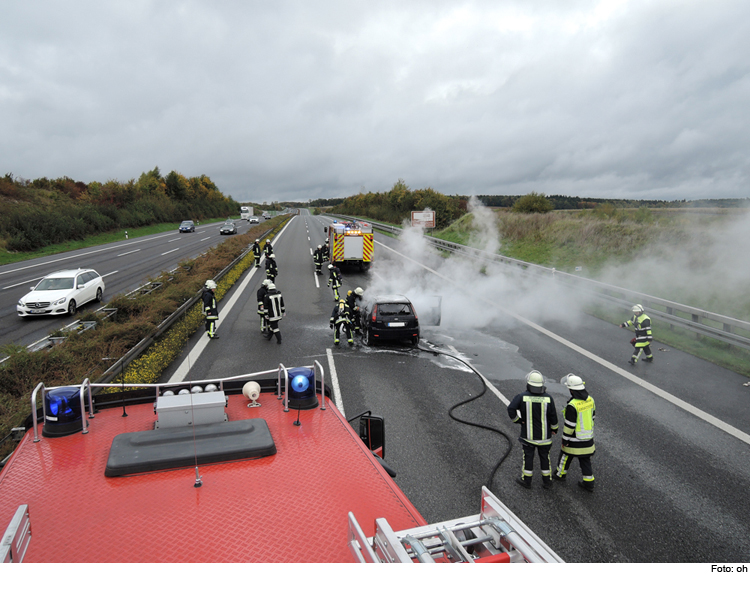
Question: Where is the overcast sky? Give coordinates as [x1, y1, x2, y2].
[2, 1, 749, 203]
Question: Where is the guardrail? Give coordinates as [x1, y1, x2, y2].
[333, 215, 750, 351]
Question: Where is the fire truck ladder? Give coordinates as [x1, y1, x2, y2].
[348, 486, 563, 563]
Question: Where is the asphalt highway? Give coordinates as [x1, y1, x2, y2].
[0, 218, 258, 349]
[160, 210, 750, 563]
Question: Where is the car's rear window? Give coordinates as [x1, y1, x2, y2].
[377, 303, 413, 316]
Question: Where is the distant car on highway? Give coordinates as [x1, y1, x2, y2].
[248, 216, 259, 224]
[179, 220, 195, 233]
[17, 269, 105, 317]
[219, 221, 238, 235]
[361, 294, 420, 346]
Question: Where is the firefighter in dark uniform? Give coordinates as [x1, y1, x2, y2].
[507, 370, 558, 489]
[256, 279, 271, 334]
[620, 304, 654, 365]
[252, 239, 262, 268]
[263, 282, 285, 344]
[330, 298, 354, 346]
[313, 245, 324, 274]
[265, 253, 278, 282]
[327, 263, 342, 301]
[345, 287, 364, 334]
[202, 279, 219, 339]
[554, 374, 596, 492]
[263, 239, 274, 258]
[321, 238, 330, 262]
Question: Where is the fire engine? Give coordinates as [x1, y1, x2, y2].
[326, 220, 373, 271]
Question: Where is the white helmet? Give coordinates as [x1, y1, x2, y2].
[205, 280, 217, 289]
[561, 373, 585, 390]
[325, 238, 329, 243]
[269, 253, 275, 259]
[354, 287, 364, 296]
[328, 264, 333, 269]
[317, 244, 322, 249]
[255, 238, 259, 243]
[526, 370, 544, 388]
[262, 279, 271, 286]
[631, 304, 644, 315]
[267, 282, 276, 290]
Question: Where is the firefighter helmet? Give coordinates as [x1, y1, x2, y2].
[205, 280, 217, 289]
[317, 244, 322, 249]
[562, 373, 585, 390]
[631, 304, 644, 315]
[354, 287, 364, 296]
[269, 253, 275, 259]
[267, 283, 276, 290]
[262, 279, 271, 286]
[255, 238, 259, 243]
[325, 238, 329, 243]
[328, 264, 333, 269]
[526, 370, 544, 387]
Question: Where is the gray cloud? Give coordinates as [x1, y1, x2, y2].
[2, 1, 749, 202]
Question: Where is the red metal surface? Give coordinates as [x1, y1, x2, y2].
[0, 393, 425, 562]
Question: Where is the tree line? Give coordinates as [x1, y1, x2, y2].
[0, 168, 238, 252]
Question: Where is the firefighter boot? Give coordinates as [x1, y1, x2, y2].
[578, 480, 595, 493]
[515, 477, 532, 489]
[276, 332, 282, 344]
[542, 476, 553, 489]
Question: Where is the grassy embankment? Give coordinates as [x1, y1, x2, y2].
[435, 208, 750, 377]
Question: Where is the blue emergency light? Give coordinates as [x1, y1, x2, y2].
[286, 367, 318, 410]
[42, 386, 87, 438]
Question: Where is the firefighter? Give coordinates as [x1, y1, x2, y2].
[507, 370, 559, 489]
[263, 282, 285, 344]
[313, 244, 324, 274]
[327, 263, 342, 301]
[257, 279, 271, 334]
[620, 304, 654, 365]
[263, 239, 274, 258]
[265, 253, 278, 282]
[252, 239, 262, 268]
[330, 298, 354, 346]
[202, 279, 219, 339]
[321, 238, 330, 262]
[345, 287, 364, 334]
[554, 374, 596, 492]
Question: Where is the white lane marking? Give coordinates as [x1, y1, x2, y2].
[168, 237, 182, 243]
[446, 345, 511, 406]
[0, 233, 172, 277]
[161, 248, 180, 256]
[100, 270, 119, 278]
[117, 249, 141, 257]
[326, 348, 345, 415]
[200, 237, 211, 242]
[3, 276, 43, 290]
[314, 272, 320, 288]
[377, 240, 750, 446]
[167, 218, 296, 383]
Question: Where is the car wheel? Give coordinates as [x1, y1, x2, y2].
[96, 288, 103, 302]
[68, 300, 77, 315]
[363, 329, 372, 346]
[411, 335, 419, 346]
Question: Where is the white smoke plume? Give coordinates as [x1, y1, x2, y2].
[365, 197, 584, 331]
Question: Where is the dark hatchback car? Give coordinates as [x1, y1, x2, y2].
[361, 294, 420, 346]
[219, 222, 237, 235]
[179, 220, 195, 233]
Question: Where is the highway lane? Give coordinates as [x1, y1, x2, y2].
[0, 218, 259, 349]
[160, 209, 750, 562]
